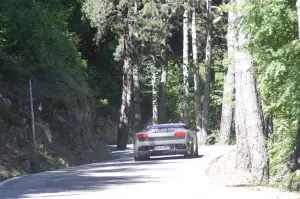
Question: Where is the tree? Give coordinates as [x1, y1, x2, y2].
[159, 38, 168, 123]
[116, 1, 135, 150]
[297, 0, 300, 40]
[219, 0, 235, 145]
[132, 0, 142, 133]
[182, 5, 189, 126]
[191, 0, 202, 136]
[285, 0, 300, 190]
[157, 1, 181, 124]
[152, 66, 158, 124]
[82, 0, 137, 150]
[240, 0, 300, 186]
[133, 63, 141, 131]
[117, 37, 133, 150]
[200, 0, 212, 145]
[235, 0, 269, 182]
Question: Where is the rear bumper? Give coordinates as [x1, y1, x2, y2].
[135, 140, 192, 157]
[138, 148, 187, 157]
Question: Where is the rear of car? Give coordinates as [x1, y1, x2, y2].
[133, 123, 198, 161]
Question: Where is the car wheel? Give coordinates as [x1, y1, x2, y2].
[134, 156, 141, 161]
[134, 154, 150, 161]
[184, 143, 194, 158]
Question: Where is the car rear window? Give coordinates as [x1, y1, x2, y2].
[147, 124, 188, 133]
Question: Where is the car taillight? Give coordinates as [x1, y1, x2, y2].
[137, 134, 148, 139]
[174, 132, 186, 137]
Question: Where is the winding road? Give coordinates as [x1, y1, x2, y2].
[0, 146, 298, 199]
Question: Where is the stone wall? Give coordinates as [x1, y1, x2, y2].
[0, 93, 112, 181]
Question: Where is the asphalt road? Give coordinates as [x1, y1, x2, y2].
[0, 146, 298, 199]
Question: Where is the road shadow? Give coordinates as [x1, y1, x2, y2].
[150, 155, 184, 161]
[195, 154, 205, 158]
[0, 156, 183, 199]
[149, 154, 205, 160]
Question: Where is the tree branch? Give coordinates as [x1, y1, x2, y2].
[98, 29, 115, 51]
[166, 5, 179, 24]
[213, 16, 223, 24]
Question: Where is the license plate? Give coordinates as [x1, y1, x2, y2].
[154, 145, 170, 150]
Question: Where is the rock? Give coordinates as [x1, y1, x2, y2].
[281, 166, 292, 184]
[0, 94, 13, 124]
[91, 143, 97, 149]
[35, 122, 52, 145]
[56, 115, 66, 123]
[207, 148, 255, 185]
[50, 105, 94, 150]
[10, 114, 22, 127]
[95, 116, 118, 144]
[51, 114, 68, 134]
[75, 135, 83, 147]
[0, 95, 11, 114]
[58, 157, 68, 167]
[18, 155, 31, 171]
[8, 126, 26, 143]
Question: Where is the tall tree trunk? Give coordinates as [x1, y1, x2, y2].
[116, 7, 133, 150]
[182, 8, 189, 126]
[297, 0, 300, 40]
[286, 120, 300, 191]
[126, 66, 133, 139]
[284, 1, 300, 190]
[244, 61, 269, 181]
[200, 0, 212, 145]
[152, 68, 158, 124]
[263, 114, 273, 139]
[289, 0, 300, 170]
[133, 64, 141, 132]
[235, 0, 269, 182]
[127, 84, 135, 143]
[191, 6, 202, 138]
[116, 57, 132, 150]
[158, 38, 168, 124]
[291, 0, 300, 170]
[235, 44, 250, 170]
[132, 0, 141, 133]
[219, 1, 235, 145]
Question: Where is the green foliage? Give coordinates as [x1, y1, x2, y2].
[166, 60, 184, 123]
[269, 118, 297, 182]
[87, 42, 123, 110]
[292, 170, 300, 182]
[241, 0, 300, 182]
[0, 0, 89, 111]
[81, 0, 115, 45]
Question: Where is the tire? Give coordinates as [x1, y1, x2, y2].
[134, 154, 150, 161]
[134, 156, 141, 161]
[184, 143, 194, 158]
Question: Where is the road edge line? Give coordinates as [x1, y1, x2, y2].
[0, 147, 134, 188]
[0, 174, 29, 188]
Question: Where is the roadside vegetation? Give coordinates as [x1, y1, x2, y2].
[1, 0, 300, 192]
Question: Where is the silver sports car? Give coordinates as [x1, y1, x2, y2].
[133, 123, 198, 161]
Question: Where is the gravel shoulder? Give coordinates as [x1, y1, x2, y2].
[206, 145, 300, 199]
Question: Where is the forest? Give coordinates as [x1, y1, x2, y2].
[1, 0, 300, 192]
